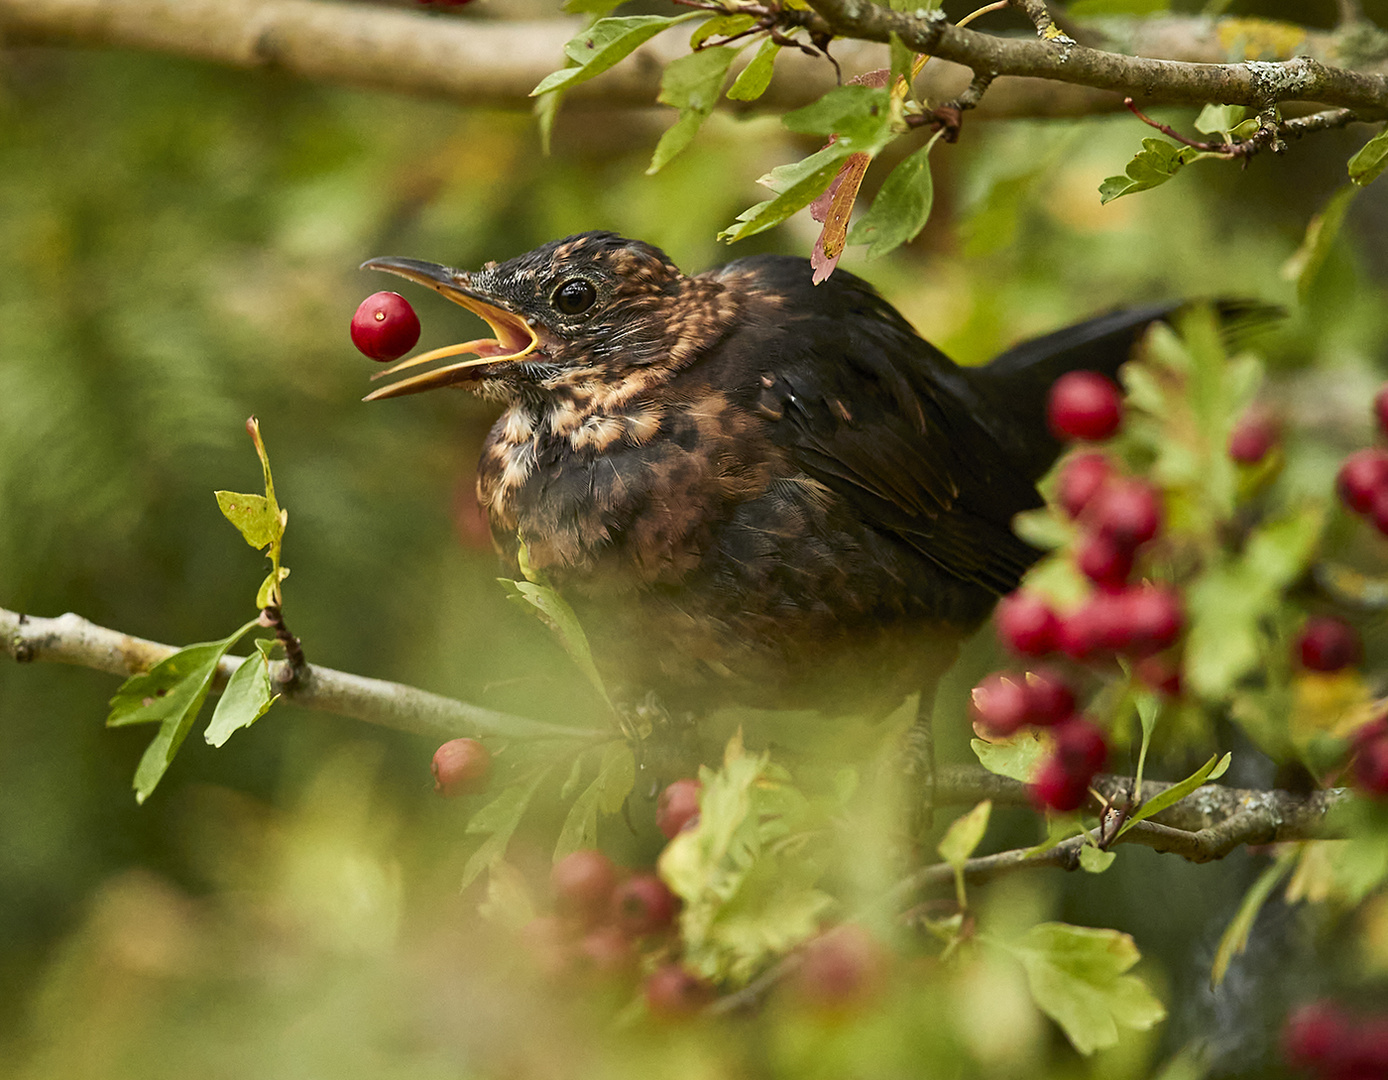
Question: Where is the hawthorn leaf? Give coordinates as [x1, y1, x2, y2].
[971, 728, 1048, 782]
[1004, 922, 1166, 1055]
[107, 619, 259, 803]
[498, 577, 611, 708]
[938, 800, 992, 869]
[847, 134, 938, 259]
[719, 142, 853, 242]
[461, 766, 554, 890]
[726, 37, 780, 101]
[647, 46, 737, 174]
[1080, 846, 1117, 873]
[1120, 753, 1231, 836]
[1210, 847, 1296, 986]
[1194, 103, 1246, 134]
[1098, 138, 1202, 204]
[689, 13, 754, 48]
[1349, 127, 1388, 186]
[215, 491, 279, 551]
[204, 637, 279, 748]
[531, 14, 697, 97]
[554, 739, 635, 859]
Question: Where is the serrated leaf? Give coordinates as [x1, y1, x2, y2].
[938, 800, 992, 868]
[1080, 846, 1117, 873]
[720, 142, 853, 242]
[498, 577, 611, 708]
[107, 620, 258, 803]
[1211, 847, 1296, 986]
[531, 14, 696, 97]
[647, 46, 737, 174]
[461, 766, 553, 890]
[1193, 103, 1245, 134]
[971, 729, 1048, 782]
[215, 491, 279, 550]
[554, 739, 635, 859]
[1098, 138, 1202, 204]
[204, 637, 279, 748]
[1349, 126, 1388, 186]
[727, 37, 779, 101]
[1005, 923, 1166, 1055]
[847, 135, 937, 259]
[1119, 753, 1231, 836]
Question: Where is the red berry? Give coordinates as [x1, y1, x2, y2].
[1298, 616, 1361, 673]
[576, 926, 636, 977]
[1136, 655, 1183, 697]
[1337, 449, 1388, 515]
[351, 291, 420, 362]
[644, 964, 715, 1017]
[969, 672, 1032, 736]
[1053, 717, 1108, 775]
[1342, 1018, 1388, 1075]
[551, 850, 618, 924]
[1370, 486, 1388, 537]
[1048, 371, 1123, 442]
[1228, 412, 1279, 464]
[1023, 667, 1076, 726]
[1284, 1001, 1349, 1067]
[794, 924, 887, 1010]
[995, 591, 1061, 656]
[1056, 452, 1114, 519]
[1076, 530, 1135, 589]
[1030, 756, 1091, 812]
[656, 778, 702, 840]
[1058, 593, 1127, 660]
[1353, 715, 1388, 749]
[431, 737, 491, 797]
[1088, 478, 1163, 549]
[611, 874, 678, 936]
[1377, 384, 1388, 439]
[1354, 737, 1388, 796]
[1119, 584, 1184, 655]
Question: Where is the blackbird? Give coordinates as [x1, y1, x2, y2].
[360, 232, 1197, 722]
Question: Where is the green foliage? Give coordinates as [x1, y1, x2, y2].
[1349, 126, 1388, 186]
[938, 800, 991, 907]
[648, 46, 739, 174]
[461, 764, 555, 890]
[1098, 138, 1208, 204]
[999, 923, 1167, 1055]
[726, 38, 781, 101]
[531, 15, 698, 98]
[1120, 753, 1231, 836]
[204, 637, 280, 748]
[847, 134, 939, 259]
[554, 738, 635, 858]
[214, 417, 288, 609]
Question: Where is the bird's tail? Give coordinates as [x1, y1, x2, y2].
[967, 300, 1281, 483]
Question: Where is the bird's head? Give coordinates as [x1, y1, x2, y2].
[360, 232, 722, 402]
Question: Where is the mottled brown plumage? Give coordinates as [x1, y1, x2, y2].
[361, 232, 1179, 716]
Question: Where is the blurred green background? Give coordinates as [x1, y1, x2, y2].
[2, 5, 1387, 1076]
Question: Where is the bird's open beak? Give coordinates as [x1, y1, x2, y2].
[358, 257, 541, 401]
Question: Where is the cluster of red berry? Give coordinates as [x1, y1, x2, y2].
[1285, 1000, 1388, 1079]
[1335, 387, 1388, 533]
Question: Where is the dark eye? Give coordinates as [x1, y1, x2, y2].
[553, 278, 597, 316]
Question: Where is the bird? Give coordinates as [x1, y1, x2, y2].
[358, 232, 1232, 732]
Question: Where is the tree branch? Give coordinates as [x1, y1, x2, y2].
[806, 0, 1388, 116]
[1, 606, 604, 743]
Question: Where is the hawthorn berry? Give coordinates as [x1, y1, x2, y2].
[1120, 584, 1184, 655]
[1056, 451, 1114, 519]
[656, 778, 702, 840]
[351, 291, 420, 362]
[970, 672, 1032, 736]
[431, 737, 491, 797]
[1136, 655, 1183, 697]
[1283, 1001, 1349, 1068]
[1354, 737, 1388, 797]
[995, 591, 1061, 656]
[610, 874, 678, 936]
[551, 849, 618, 924]
[1228, 412, 1279, 464]
[1337, 448, 1388, 516]
[576, 926, 636, 977]
[1076, 530, 1135, 589]
[644, 964, 715, 1017]
[1048, 371, 1123, 442]
[1030, 756, 1091, 813]
[793, 924, 887, 1011]
[1297, 616, 1361, 673]
[1058, 593, 1127, 660]
[1023, 668, 1076, 727]
[1053, 717, 1108, 775]
[1372, 487, 1388, 537]
[1088, 478, 1163, 549]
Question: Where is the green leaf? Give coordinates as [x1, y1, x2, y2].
[647, 46, 737, 174]
[1283, 186, 1358, 301]
[1349, 126, 1388, 186]
[1119, 753, 1231, 836]
[562, 0, 625, 13]
[719, 142, 853, 242]
[554, 740, 635, 859]
[204, 638, 279, 748]
[498, 577, 611, 708]
[726, 37, 780, 102]
[215, 491, 278, 550]
[531, 15, 696, 97]
[1194, 103, 1246, 134]
[971, 728, 1048, 783]
[107, 620, 258, 803]
[460, 766, 554, 890]
[782, 85, 893, 147]
[689, 13, 754, 48]
[938, 800, 991, 868]
[1004, 923, 1167, 1055]
[847, 135, 938, 258]
[1098, 138, 1202, 204]
[1210, 847, 1297, 986]
[1080, 846, 1117, 873]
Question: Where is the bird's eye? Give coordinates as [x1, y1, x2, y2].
[553, 278, 597, 316]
